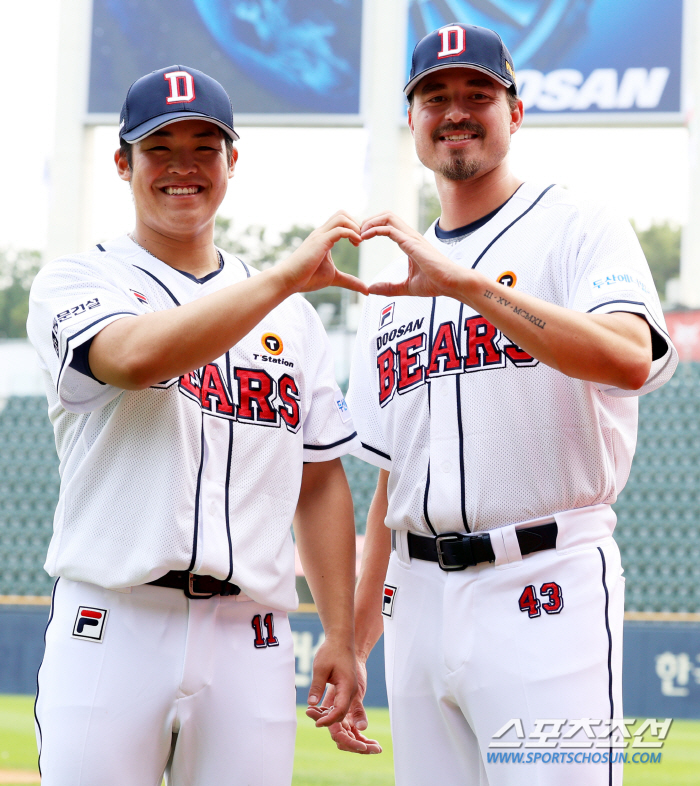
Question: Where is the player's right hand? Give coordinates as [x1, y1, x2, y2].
[306, 657, 382, 754]
[360, 211, 465, 299]
[277, 211, 368, 295]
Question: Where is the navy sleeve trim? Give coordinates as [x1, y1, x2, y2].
[96, 244, 106, 252]
[586, 299, 670, 361]
[361, 441, 391, 461]
[304, 432, 358, 451]
[586, 299, 669, 336]
[134, 266, 181, 306]
[57, 311, 138, 389]
[472, 184, 556, 270]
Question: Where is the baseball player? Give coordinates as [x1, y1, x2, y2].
[27, 65, 368, 786]
[309, 24, 679, 785]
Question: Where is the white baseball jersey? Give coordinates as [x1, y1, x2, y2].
[28, 235, 359, 609]
[347, 182, 678, 535]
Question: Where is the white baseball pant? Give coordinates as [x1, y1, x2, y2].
[383, 505, 624, 786]
[35, 578, 297, 786]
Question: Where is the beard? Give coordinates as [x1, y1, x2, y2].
[437, 154, 481, 181]
[428, 120, 487, 181]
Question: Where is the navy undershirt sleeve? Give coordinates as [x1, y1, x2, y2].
[69, 336, 102, 383]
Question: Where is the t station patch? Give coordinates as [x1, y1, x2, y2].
[261, 333, 283, 355]
[497, 271, 517, 288]
[72, 606, 109, 642]
[382, 584, 397, 618]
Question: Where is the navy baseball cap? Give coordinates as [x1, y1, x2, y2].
[120, 65, 239, 143]
[405, 24, 517, 97]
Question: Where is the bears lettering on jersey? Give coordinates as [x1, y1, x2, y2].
[201, 364, 235, 416]
[235, 368, 278, 425]
[376, 314, 538, 407]
[397, 334, 426, 394]
[427, 322, 461, 377]
[278, 374, 302, 433]
[178, 363, 301, 431]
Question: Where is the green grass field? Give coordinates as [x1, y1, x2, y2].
[0, 696, 697, 785]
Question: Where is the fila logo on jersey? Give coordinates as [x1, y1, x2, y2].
[437, 25, 466, 59]
[130, 289, 149, 305]
[497, 271, 517, 288]
[382, 584, 397, 618]
[179, 363, 301, 432]
[72, 606, 108, 642]
[262, 333, 283, 355]
[376, 314, 538, 407]
[164, 70, 196, 103]
[379, 303, 395, 329]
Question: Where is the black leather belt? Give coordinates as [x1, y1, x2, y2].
[407, 522, 558, 571]
[147, 571, 241, 599]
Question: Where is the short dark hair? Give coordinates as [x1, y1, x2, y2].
[118, 129, 235, 169]
[407, 85, 519, 112]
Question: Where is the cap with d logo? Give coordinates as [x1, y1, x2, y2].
[405, 24, 517, 97]
[120, 65, 239, 143]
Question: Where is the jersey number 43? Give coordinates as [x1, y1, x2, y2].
[518, 582, 564, 618]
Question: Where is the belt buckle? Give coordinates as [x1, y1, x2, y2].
[187, 573, 215, 599]
[435, 533, 468, 571]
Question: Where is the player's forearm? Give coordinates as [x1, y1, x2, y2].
[354, 470, 391, 663]
[451, 269, 652, 389]
[89, 265, 295, 389]
[294, 459, 356, 640]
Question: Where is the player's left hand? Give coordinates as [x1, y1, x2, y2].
[361, 212, 465, 299]
[305, 633, 359, 729]
[306, 657, 382, 754]
[279, 211, 369, 295]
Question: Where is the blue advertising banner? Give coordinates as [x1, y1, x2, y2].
[624, 621, 700, 720]
[88, 0, 363, 120]
[0, 606, 696, 720]
[407, 0, 684, 124]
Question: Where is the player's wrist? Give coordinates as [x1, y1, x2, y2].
[321, 626, 355, 646]
[450, 267, 487, 305]
[264, 263, 303, 299]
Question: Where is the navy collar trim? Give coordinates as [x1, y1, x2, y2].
[434, 185, 523, 241]
[174, 251, 224, 284]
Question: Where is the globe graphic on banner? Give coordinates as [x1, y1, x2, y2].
[407, 0, 595, 71]
[192, 0, 357, 112]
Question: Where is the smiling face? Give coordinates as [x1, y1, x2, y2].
[115, 118, 237, 242]
[408, 67, 522, 183]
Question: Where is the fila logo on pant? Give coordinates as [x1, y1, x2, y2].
[72, 607, 108, 642]
[382, 584, 397, 618]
